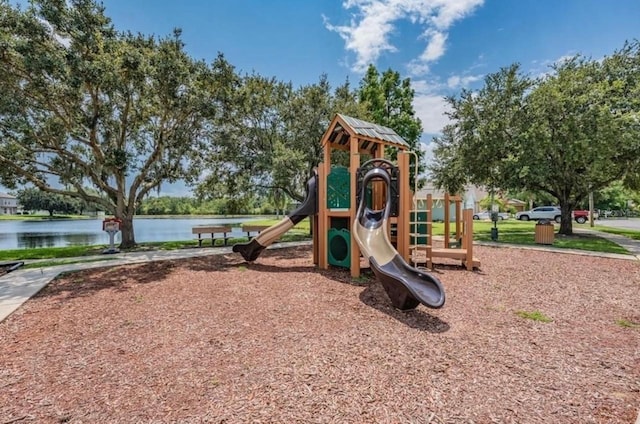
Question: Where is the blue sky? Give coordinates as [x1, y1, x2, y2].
[4, 0, 640, 196]
[98, 0, 640, 137]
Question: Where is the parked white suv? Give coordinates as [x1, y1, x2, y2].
[516, 206, 561, 223]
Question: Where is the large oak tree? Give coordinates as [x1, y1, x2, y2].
[0, 0, 214, 247]
[430, 42, 640, 235]
[198, 71, 364, 206]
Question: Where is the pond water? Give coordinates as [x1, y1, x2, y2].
[0, 216, 269, 250]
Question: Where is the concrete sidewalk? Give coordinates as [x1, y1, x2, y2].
[574, 227, 640, 259]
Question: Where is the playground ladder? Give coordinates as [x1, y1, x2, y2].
[409, 193, 433, 269]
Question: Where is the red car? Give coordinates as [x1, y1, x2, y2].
[572, 210, 598, 224]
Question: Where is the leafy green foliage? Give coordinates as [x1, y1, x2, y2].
[431, 64, 533, 195]
[430, 42, 640, 235]
[17, 188, 79, 216]
[17, 187, 104, 215]
[594, 181, 640, 211]
[0, 0, 215, 247]
[358, 65, 425, 188]
[199, 70, 363, 204]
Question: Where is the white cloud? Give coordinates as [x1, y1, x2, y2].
[406, 60, 430, 76]
[446, 73, 483, 89]
[325, 0, 484, 74]
[413, 91, 451, 134]
[420, 29, 447, 62]
[529, 52, 578, 79]
[420, 140, 436, 174]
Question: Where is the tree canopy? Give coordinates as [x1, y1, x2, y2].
[198, 71, 365, 204]
[17, 187, 82, 216]
[0, 0, 216, 247]
[1, 0, 446, 247]
[358, 65, 425, 189]
[430, 41, 640, 234]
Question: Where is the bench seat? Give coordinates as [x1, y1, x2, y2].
[241, 224, 271, 239]
[192, 226, 233, 247]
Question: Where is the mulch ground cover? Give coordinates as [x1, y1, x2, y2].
[1, 245, 639, 423]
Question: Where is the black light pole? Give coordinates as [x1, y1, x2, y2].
[490, 188, 499, 241]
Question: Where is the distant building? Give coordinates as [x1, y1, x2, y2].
[505, 198, 527, 212]
[0, 192, 18, 215]
[415, 184, 489, 213]
[416, 185, 528, 213]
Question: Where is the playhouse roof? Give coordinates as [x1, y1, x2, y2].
[323, 114, 408, 154]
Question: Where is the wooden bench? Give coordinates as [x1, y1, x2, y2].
[241, 224, 270, 239]
[192, 226, 232, 247]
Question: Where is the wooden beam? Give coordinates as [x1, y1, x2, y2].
[397, 151, 410, 262]
[373, 141, 385, 211]
[427, 194, 433, 269]
[444, 192, 450, 248]
[317, 162, 328, 269]
[464, 209, 474, 271]
[455, 198, 462, 241]
[350, 135, 361, 278]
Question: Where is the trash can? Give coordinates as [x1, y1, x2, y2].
[535, 219, 554, 245]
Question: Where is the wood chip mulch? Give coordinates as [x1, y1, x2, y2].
[1, 245, 639, 423]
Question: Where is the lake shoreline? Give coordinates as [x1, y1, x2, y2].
[0, 216, 276, 250]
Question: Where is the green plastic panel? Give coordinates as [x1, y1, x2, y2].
[410, 211, 429, 245]
[327, 166, 350, 209]
[328, 228, 351, 268]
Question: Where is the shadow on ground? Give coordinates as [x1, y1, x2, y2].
[359, 282, 450, 333]
[37, 245, 450, 333]
[36, 261, 179, 301]
[36, 246, 317, 302]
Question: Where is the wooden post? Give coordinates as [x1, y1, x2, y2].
[455, 197, 462, 242]
[350, 136, 361, 278]
[444, 192, 450, 248]
[397, 151, 410, 261]
[317, 163, 328, 269]
[427, 194, 433, 269]
[312, 214, 318, 265]
[464, 209, 473, 271]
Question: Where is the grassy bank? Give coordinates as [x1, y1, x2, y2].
[436, 220, 631, 255]
[1, 218, 637, 262]
[0, 218, 311, 262]
[594, 224, 640, 241]
[0, 214, 92, 221]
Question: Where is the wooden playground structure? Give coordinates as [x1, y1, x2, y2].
[313, 114, 480, 277]
[409, 193, 480, 271]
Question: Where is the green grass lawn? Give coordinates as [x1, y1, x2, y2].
[244, 217, 311, 233]
[0, 245, 107, 261]
[0, 214, 91, 221]
[593, 224, 640, 241]
[446, 220, 631, 255]
[1, 217, 637, 262]
[0, 217, 312, 262]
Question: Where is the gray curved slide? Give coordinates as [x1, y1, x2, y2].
[233, 172, 317, 262]
[352, 166, 445, 310]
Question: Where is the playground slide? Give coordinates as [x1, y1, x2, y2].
[352, 167, 445, 310]
[233, 172, 318, 262]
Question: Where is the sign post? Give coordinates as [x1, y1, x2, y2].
[102, 218, 122, 254]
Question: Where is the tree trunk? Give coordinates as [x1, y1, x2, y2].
[558, 200, 574, 235]
[118, 214, 136, 249]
